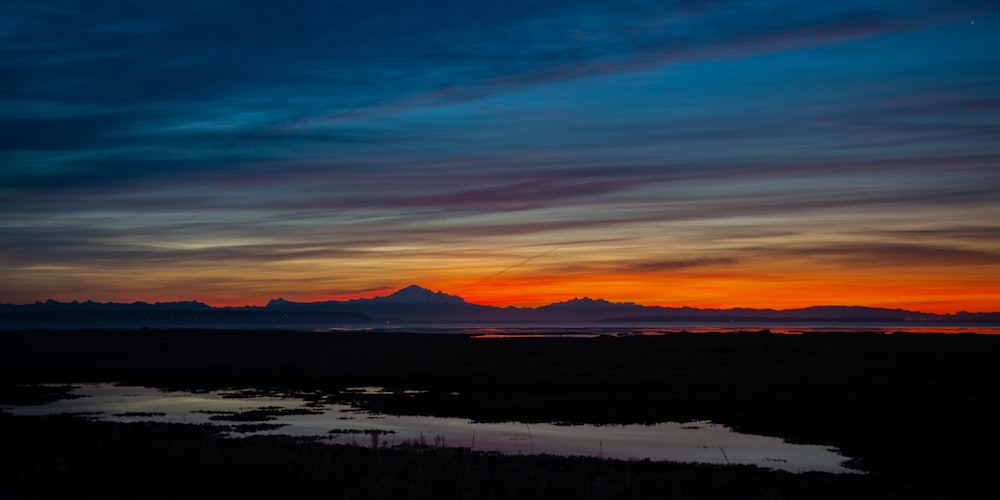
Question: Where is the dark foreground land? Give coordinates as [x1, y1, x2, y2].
[2, 329, 998, 499]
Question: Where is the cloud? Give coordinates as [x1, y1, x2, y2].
[277, 2, 994, 130]
[626, 257, 738, 272]
[2, 1, 999, 305]
[742, 243, 1000, 268]
[2, 1, 971, 147]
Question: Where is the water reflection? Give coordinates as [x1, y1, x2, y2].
[3, 383, 857, 474]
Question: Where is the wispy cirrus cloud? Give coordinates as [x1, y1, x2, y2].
[739, 242, 1000, 268]
[625, 257, 739, 273]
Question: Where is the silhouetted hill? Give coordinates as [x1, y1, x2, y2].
[257, 286, 999, 323]
[599, 305, 945, 323]
[4, 285, 999, 326]
[376, 285, 467, 305]
[0, 299, 371, 329]
[0, 299, 214, 313]
[265, 285, 495, 321]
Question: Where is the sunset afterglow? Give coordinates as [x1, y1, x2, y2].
[2, 1, 999, 313]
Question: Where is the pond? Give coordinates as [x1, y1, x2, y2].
[3, 383, 858, 474]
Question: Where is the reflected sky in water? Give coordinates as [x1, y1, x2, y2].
[4, 383, 858, 474]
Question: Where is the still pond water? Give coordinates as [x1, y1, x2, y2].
[4, 383, 857, 474]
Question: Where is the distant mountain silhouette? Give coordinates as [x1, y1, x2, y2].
[268, 286, 1000, 323]
[0, 299, 371, 329]
[0, 299, 214, 313]
[3, 285, 999, 327]
[265, 285, 465, 310]
[377, 285, 467, 305]
[264, 285, 489, 321]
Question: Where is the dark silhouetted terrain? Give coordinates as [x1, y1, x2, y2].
[3, 285, 999, 327]
[2, 329, 999, 498]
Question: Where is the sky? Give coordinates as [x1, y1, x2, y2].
[2, 1, 999, 312]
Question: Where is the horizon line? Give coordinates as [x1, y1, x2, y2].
[4, 284, 998, 315]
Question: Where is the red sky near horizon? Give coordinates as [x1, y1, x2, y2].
[11, 253, 999, 314]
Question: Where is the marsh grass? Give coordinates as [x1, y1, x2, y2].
[203, 407, 322, 422]
[229, 422, 287, 433]
[113, 412, 167, 417]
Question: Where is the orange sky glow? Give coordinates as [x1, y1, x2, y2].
[6, 250, 997, 313]
[3, 2, 999, 314]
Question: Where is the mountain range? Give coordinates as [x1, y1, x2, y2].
[3, 285, 998, 327]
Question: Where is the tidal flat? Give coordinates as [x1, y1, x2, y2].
[1, 329, 998, 498]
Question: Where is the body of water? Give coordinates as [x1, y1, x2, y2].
[319, 321, 1000, 336]
[4, 315, 999, 334]
[3, 383, 858, 474]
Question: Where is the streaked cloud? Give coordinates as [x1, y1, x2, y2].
[1, 1, 999, 311]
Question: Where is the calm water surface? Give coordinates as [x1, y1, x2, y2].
[4, 383, 858, 474]
[370, 322, 1000, 336]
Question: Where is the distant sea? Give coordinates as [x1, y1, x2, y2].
[318, 321, 1000, 336]
[3, 319, 999, 335]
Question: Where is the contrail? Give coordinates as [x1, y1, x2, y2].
[460, 245, 562, 291]
[489, 246, 562, 279]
